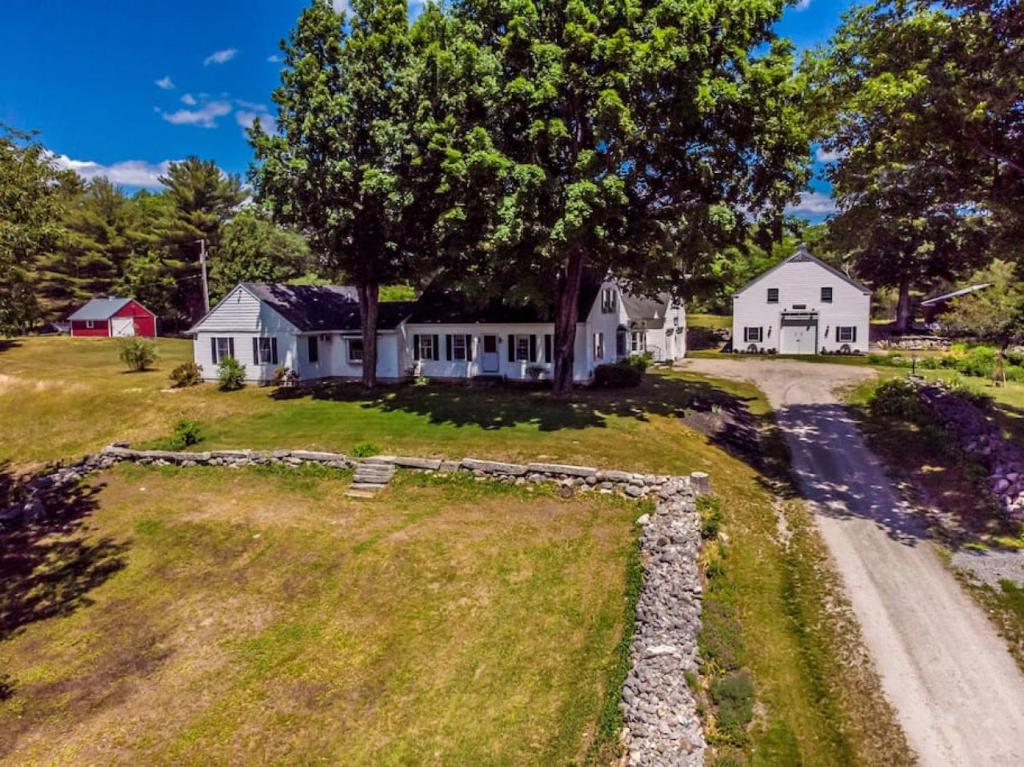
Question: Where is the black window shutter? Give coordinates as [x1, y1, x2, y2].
[211, 337, 218, 364]
[529, 335, 537, 361]
[252, 337, 259, 364]
[851, 327, 857, 343]
[271, 337, 278, 365]
[508, 334, 515, 362]
[432, 335, 439, 361]
[465, 335, 473, 361]
[445, 334, 452, 361]
[544, 334, 552, 363]
[413, 334, 420, 360]
[228, 337, 235, 359]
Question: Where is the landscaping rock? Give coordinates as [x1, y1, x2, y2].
[526, 462, 598, 478]
[461, 458, 529, 476]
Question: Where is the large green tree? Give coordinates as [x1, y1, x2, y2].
[444, 0, 809, 395]
[0, 125, 76, 334]
[252, 0, 430, 391]
[209, 209, 312, 300]
[160, 157, 246, 323]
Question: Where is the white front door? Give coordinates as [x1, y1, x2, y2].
[780, 323, 817, 354]
[111, 317, 135, 336]
[482, 335, 499, 373]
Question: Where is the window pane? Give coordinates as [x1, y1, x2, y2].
[348, 339, 362, 361]
[453, 335, 466, 360]
[515, 336, 530, 361]
[767, 288, 779, 303]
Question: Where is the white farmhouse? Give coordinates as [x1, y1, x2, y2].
[731, 245, 870, 355]
[190, 274, 686, 384]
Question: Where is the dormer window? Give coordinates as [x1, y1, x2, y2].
[601, 287, 617, 313]
[767, 288, 779, 304]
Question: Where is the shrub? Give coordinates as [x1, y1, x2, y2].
[118, 337, 157, 372]
[628, 352, 653, 372]
[594, 361, 643, 387]
[351, 441, 380, 458]
[217, 357, 247, 391]
[955, 345, 998, 378]
[868, 378, 923, 422]
[698, 495, 725, 540]
[168, 361, 203, 388]
[710, 670, 755, 745]
[169, 419, 203, 449]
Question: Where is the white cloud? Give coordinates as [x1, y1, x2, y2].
[52, 154, 174, 188]
[181, 93, 197, 105]
[332, 0, 351, 13]
[155, 75, 175, 90]
[815, 146, 846, 163]
[786, 190, 836, 216]
[161, 100, 232, 128]
[794, 0, 812, 10]
[236, 105, 275, 135]
[204, 48, 238, 66]
[267, 54, 282, 63]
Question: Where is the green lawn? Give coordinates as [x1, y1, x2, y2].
[0, 465, 641, 765]
[0, 337, 907, 765]
[687, 313, 731, 330]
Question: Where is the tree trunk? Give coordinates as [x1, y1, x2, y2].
[358, 282, 380, 393]
[996, 344, 1007, 387]
[552, 250, 585, 398]
[895, 278, 913, 335]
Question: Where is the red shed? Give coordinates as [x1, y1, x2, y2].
[67, 297, 157, 337]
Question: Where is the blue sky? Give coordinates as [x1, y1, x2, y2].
[0, 0, 853, 218]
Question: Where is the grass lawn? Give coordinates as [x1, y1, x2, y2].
[1, 337, 907, 765]
[687, 313, 731, 330]
[0, 464, 643, 765]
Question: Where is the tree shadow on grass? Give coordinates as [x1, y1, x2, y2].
[0, 464, 127, 646]
[0, 340, 21, 355]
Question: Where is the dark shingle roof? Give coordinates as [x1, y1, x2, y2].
[621, 293, 671, 328]
[68, 297, 132, 321]
[242, 284, 413, 332]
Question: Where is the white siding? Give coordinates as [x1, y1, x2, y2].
[193, 331, 299, 383]
[583, 280, 688, 364]
[318, 332, 403, 381]
[732, 259, 870, 355]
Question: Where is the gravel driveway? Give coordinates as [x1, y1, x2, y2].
[681, 357, 1024, 767]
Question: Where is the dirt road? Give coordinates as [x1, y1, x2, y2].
[682, 358, 1024, 766]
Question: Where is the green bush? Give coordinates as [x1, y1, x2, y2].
[868, 378, 923, 422]
[271, 365, 299, 387]
[351, 441, 380, 458]
[594, 361, 643, 387]
[217, 357, 246, 391]
[117, 337, 157, 372]
[170, 419, 203, 449]
[168, 361, 203, 387]
[698, 495, 725, 540]
[955, 345, 998, 378]
[628, 352, 653, 372]
[710, 669, 755, 745]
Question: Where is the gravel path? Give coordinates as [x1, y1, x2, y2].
[681, 358, 1024, 767]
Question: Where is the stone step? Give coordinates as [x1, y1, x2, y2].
[353, 471, 393, 482]
[344, 488, 378, 499]
[350, 482, 388, 492]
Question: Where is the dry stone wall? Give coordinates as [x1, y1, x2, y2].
[1, 445, 710, 765]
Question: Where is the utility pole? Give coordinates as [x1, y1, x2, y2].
[197, 239, 210, 314]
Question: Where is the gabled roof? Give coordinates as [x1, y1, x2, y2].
[407, 271, 604, 325]
[243, 284, 415, 332]
[733, 244, 870, 297]
[621, 292, 671, 328]
[920, 283, 990, 306]
[68, 297, 132, 321]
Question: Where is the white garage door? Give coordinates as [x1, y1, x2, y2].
[780, 322, 817, 354]
[111, 317, 135, 337]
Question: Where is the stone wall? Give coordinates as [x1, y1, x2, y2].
[0, 445, 710, 765]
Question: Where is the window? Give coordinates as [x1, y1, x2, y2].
[601, 287, 617, 313]
[452, 334, 467, 361]
[837, 326, 857, 343]
[630, 331, 645, 353]
[253, 337, 278, 365]
[347, 338, 362, 362]
[744, 326, 763, 343]
[821, 287, 833, 303]
[594, 332, 605, 360]
[211, 337, 234, 363]
[767, 288, 779, 304]
[515, 335, 531, 362]
[417, 335, 437, 361]
[85, 320, 96, 329]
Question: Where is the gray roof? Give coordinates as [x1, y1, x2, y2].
[621, 292, 671, 328]
[68, 297, 132, 321]
[920, 283, 991, 306]
[734, 244, 871, 296]
[241, 283, 414, 332]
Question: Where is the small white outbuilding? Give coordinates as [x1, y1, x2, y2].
[731, 245, 870, 355]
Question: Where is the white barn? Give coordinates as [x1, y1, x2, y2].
[732, 245, 870, 355]
[190, 275, 686, 384]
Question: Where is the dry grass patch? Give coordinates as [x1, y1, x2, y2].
[0, 464, 644, 766]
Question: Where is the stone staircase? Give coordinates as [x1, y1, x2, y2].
[346, 457, 396, 498]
